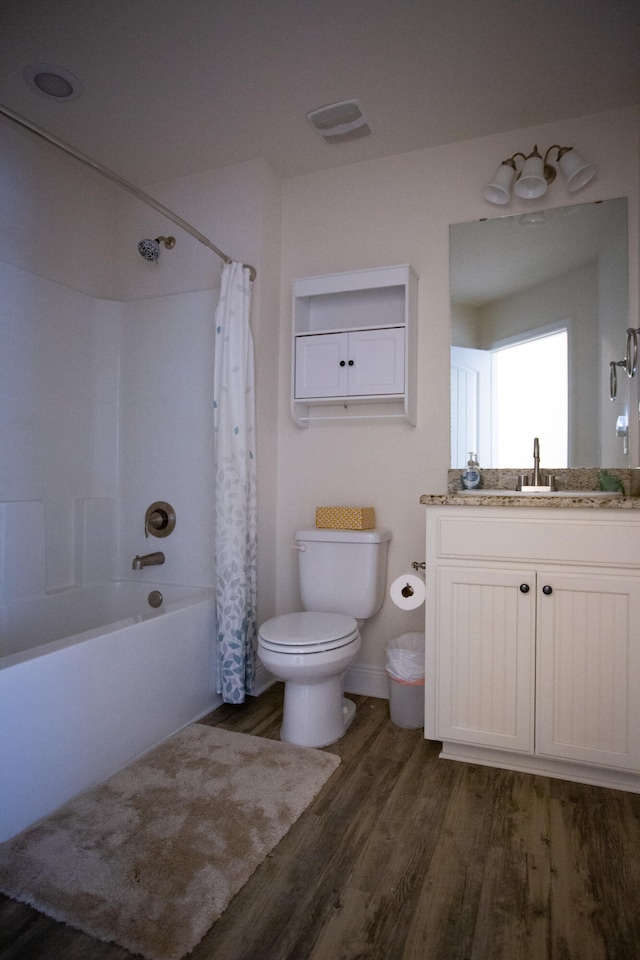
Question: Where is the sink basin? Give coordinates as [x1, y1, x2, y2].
[458, 489, 623, 498]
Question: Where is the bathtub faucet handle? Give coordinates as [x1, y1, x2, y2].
[144, 502, 176, 539]
[145, 509, 166, 538]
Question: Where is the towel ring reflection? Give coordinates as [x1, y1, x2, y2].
[610, 359, 627, 401]
[626, 328, 640, 378]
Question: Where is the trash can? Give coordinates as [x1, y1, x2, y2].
[385, 632, 425, 728]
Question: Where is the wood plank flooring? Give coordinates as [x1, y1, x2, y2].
[2, 684, 640, 959]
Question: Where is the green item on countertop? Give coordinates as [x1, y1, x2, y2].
[598, 469, 624, 493]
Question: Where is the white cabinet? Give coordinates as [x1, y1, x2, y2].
[535, 570, 640, 770]
[295, 328, 405, 399]
[426, 506, 640, 792]
[291, 265, 417, 425]
[437, 565, 535, 754]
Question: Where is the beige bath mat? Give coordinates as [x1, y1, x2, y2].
[0, 723, 340, 960]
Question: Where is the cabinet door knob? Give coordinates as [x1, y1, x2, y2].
[348, 359, 354, 366]
[339, 360, 346, 367]
[542, 584, 553, 595]
[519, 583, 530, 593]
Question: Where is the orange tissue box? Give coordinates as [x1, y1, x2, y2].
[315, 506, 376, 530]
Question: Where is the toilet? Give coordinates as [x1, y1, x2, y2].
[258, 527, 391, 747]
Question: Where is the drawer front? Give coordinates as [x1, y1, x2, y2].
[432, 512, 640, 567]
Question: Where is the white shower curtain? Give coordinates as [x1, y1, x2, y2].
[213, 261, 257, 703]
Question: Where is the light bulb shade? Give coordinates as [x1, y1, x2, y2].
[514, 154, 547, 199]
[482, 161, 516, 205]
[558, 148, 596, 192]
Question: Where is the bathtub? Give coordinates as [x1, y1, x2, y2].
[0, 580, 218, 841]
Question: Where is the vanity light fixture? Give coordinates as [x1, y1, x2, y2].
[482, 144, 596, 206]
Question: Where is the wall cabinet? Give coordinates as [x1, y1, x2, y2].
[294, 328, 405, 399]
[425, 506, 640, 792]
[291, 264, 417, 425]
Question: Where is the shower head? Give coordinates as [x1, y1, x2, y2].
[137, 236, 176, 262]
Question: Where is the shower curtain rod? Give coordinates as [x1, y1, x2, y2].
[0, 103, 257, 282]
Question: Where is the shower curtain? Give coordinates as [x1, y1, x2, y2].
[213, 261, 258, 703]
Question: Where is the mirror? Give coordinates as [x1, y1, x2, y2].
[450, 198, 629, 468]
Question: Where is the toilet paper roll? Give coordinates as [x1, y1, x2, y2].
[389, 573, 426, 610]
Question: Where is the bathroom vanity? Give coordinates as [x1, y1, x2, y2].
[421, 492, 640, 793]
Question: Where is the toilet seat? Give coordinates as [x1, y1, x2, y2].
[258, 611, 359, 655]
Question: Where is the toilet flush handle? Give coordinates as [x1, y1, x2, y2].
[291, 543, 306, 552]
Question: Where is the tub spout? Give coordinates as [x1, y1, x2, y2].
[132, 551, 165, 570]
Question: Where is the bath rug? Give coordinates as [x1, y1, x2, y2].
[0, 723, 340, 960]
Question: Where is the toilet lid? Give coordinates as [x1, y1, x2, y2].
[258, 611, 359, 653]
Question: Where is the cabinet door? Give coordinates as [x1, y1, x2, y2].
[294, 333, 348, 398]
[347, 328, 405, 396]
[536, 572, 640, 770]
[437, 566, 535, 752]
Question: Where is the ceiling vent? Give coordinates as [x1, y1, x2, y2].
[306, 99, 372, 145]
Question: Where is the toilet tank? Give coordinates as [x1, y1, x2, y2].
[295, 527, 392, 619]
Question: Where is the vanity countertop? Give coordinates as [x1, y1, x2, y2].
[420, 492, 640, 509]
[424, 468, 640, 507]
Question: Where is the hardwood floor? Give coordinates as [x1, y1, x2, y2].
[2, 684, 640, 959]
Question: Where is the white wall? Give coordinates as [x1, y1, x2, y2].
[277, 107, 640, 685]
[0, 122, 122, 596]
[0, 120, 116, 297]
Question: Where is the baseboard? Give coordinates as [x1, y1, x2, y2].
[344, 662, 389, 699]
[252, 661, 278, 697]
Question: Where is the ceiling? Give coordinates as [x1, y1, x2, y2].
[0, 0, 638, 186]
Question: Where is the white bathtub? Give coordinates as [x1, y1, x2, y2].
[0, 580, 218, 841]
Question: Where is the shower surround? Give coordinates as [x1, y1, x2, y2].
[0, 258, 219, 596]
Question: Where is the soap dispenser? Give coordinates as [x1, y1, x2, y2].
[461, 452, 482, 490]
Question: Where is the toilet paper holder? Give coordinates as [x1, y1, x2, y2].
[401, 561, 426, 597]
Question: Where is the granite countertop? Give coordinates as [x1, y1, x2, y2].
[420, 492, 640, 509]
[421, 468, 640, 509]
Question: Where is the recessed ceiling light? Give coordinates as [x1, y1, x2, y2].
[23, 63, 83, 101]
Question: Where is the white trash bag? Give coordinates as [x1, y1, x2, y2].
[385, 632, 425, 683]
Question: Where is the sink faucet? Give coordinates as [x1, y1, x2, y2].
[132, 551, 165, 570]
[517, 438, 556, 491]
[532, 437, 541, 486]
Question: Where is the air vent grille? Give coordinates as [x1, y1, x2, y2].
[306, 99, 372, 144]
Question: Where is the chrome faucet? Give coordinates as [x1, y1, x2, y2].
[132, 551, 165, 570]
[517, 437, 556, 492]
[532, 437, 542, 486]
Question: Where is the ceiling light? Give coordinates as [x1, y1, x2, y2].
[23, 63, 84, 101]
[306, 99, 371, 144]
[482, 144, 596, 206]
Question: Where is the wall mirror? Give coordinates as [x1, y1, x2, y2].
[450, 197, 629, 469]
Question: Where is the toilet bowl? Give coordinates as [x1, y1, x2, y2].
[258, 611, 361, 747]
[259, 526, 391, 748]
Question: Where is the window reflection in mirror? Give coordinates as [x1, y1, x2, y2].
[450, 198, 629, 469]
[492, 328, 567, 466]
